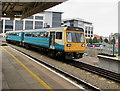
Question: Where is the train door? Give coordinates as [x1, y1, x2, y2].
[22, 32, 24, 41]
[49, 32, 55, 49]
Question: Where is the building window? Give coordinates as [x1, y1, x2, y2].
[88, 27, 90, 31]
[26, 16, 33, 19]
[35, 16, 43, 20]
[85, 26, 87, 31]
[85, 30, 87, 33]
[70, 21, 74, 26]
[91, 27, 93, 31]
[88, 35, 90, 37]
[91, 35, 93, 37]
[56, 32, 62, 39]
[70, 24, 74, 26]
[88, 31, 90, 34]
[15, 20, 23, 30]
[91, 31, 93, 34]
[25, 21, 33, 30]
[35, 21, 43, 29]
[5, 20, 13, 32]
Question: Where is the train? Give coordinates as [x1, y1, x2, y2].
[6, 26, 86, 59]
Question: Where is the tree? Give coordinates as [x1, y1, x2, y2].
[86, 39, 89, 43]
[110, 38, 116, 44]
[89, 38, 93, 44]
[104, 38, 108, 43]
[86, 38, 92, 43]
[99, 37, 103, 43]
[93, 37, 99, 43]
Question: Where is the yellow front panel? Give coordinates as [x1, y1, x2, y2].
[65, 43, 86, 52]
[64, 31, 86, 52]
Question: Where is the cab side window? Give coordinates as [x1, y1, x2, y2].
[56, 32, 62, 39]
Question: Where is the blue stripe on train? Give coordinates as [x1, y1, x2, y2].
[55, 43, 64, 51]
[24, 37, 64, 51]
[23, 37, 49, 48]
[6, 36, 22, 42]
[6, 32, 23, 42]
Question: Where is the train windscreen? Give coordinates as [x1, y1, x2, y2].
[66, 27, 84, 32]
[67, 32, 84, 43]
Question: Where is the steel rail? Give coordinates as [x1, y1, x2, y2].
[65, 60, 120, 83]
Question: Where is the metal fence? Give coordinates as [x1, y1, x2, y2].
[86, 45, 118, 57]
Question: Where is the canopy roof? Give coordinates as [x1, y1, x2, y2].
[1, 0, 66, 19]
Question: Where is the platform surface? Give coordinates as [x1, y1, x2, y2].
[1, 46, 82, 90]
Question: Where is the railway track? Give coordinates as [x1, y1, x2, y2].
[7, 45, 100, 91]
[64, 60, 120, 83]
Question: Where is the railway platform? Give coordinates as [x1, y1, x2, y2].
[1, 45, 83, 90]
[1, 38, 120, 90]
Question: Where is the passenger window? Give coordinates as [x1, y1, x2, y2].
[32, 33, 38, 37]
[56, 32, 62, 39]
[25, 33, 32, 37]
[39, 32, 48, 38]
[40, 32, 44, 37]
[44, 32, 48, 38]
[8, 33, 19, 36]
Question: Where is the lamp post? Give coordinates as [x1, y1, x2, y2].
[113, 37, 115, 56]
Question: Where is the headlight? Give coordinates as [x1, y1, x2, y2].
[67, 44, 71, 47]
[81, 44, 85, 47]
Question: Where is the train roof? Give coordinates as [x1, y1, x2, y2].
[6, 26, 84, 33]
[6, 27, 66, 33]
[24, 27, 66, 32]
[6, 30, 23, 33]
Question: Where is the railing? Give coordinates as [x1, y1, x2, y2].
[86, 44, 118, 57]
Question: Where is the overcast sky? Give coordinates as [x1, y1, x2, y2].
[47, 0, 118, 37]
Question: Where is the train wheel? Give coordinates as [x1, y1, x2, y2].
[48, 50, 56, 58]
[74, 53, 83, 59]
[65, 52, 73, 60]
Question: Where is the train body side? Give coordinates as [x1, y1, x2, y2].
[6, 31, 23, 42]
[23, 31, 50, 48]
[52, 30, 64, 51]
[5, 27, 86, 59]
[23, 30, 65, 51]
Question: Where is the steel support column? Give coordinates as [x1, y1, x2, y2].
[118, 34, 120, 56]
[118, 2, 120, 56]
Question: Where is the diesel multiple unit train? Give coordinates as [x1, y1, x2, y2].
[6, 26, 86, 59]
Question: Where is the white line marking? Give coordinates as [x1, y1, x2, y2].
[9, 46, 85, 90]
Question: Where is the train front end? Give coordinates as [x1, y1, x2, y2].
[64, 27, 86, 59]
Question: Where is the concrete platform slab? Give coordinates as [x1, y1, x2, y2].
[1, 46, 82, 90]
[98, 55, 120, 73]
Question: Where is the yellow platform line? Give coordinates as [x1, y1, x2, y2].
[1, 46, 53, 91]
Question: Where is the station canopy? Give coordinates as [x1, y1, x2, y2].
[1, 0, 66, 19]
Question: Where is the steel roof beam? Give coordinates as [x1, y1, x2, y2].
[21, 2, 61, 19]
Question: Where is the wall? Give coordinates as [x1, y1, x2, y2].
[84, 23, 93, 38]
[44, 12, 52, 27]
[52, 12, 61, 27]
